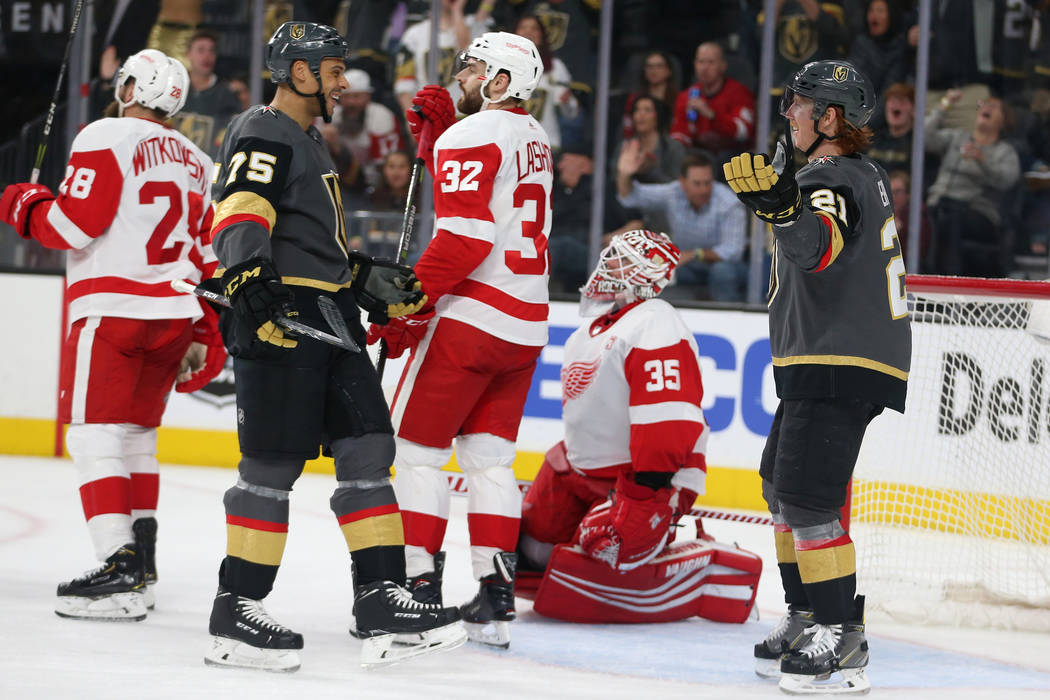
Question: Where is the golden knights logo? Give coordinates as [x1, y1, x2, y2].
[535, 3, 570, 51]
[832, 65, 849, 83]
[290, 23, 306, 40]
[778, 13, 817, 63]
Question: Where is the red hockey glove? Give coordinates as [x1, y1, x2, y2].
[366, 309, 434, 359]
[0, 183, 54, 239]
[576, 473, 675, 571]
[407, 84, 455, 171]
[176, 303, 227, 393]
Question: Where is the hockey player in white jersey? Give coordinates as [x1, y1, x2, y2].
[0, 49, 222, 621]
[515, 230, 762, 624]
[368, 31, 552, 648]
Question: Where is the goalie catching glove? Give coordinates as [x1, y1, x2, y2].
[350, 252, 427, 324]
[222, 257, 298, 350]
[576, 472, 677, 571]
[723, 139, 801, 225]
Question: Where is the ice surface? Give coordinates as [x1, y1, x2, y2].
[2, 456, 1048, 699]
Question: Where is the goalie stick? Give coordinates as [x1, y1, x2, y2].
[170, 279, 359, 352]
[376, 110, 431, 379]
[441, 474, 774, 526]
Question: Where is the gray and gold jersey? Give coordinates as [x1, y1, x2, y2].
[210, 105, 352, 291]
[767, 152, 911, 412]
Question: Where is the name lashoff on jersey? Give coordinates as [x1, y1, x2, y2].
[515, 139, 554, 181]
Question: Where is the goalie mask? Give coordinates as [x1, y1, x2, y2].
[114, 49, 189, 118]
[455, 31, 543, 109]
[580, 230, 681, 317]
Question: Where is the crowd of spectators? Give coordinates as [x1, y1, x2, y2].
[3, 0, 1050, 299]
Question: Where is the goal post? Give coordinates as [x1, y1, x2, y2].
[853, 275, 1050, 630]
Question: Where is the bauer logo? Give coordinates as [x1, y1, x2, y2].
[937, 353, 1047, 443]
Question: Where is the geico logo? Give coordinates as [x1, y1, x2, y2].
[523, 327, 775, 438]
[938, 353, 1047, 443]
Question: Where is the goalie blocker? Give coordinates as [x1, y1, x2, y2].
[519, 539, 761, 624]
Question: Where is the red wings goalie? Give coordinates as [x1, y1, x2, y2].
[516, 230, 761, 624]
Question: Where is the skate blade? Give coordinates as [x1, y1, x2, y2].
[143, 583, 156, 611]
[360, 622, 467, 668]
[463, 620, 511, 649]
[55, 592, 147, 622]
[203, 636, 301, 673]
[779, 668, 870, 695]
[755, 656, 783, 679]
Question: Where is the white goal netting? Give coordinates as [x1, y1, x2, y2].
[853, 275, 1050, 631]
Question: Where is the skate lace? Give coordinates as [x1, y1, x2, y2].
[798, 624, 841, 659]
[388, 585, 437, 610]
[237, 598, 291, 632]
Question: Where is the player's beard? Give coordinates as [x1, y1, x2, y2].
[458, 84, 484, 115]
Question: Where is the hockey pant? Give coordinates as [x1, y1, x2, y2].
[760, 398, 881, 624]
[60, 316, 192, 561]
[220, 290, 405, 599]
[390, 317, 541, 580]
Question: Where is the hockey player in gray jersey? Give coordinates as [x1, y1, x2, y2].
[202, 21, 465, 671]
[723, 60, 911, 695]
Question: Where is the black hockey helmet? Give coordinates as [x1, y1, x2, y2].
[780, 60, 875, 128]
[266, 21, 349, 85]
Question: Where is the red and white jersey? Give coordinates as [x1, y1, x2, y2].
[33, 117, 214, 324]
[331, 101, 404, 177]
[426, 107, 553, 346]
[561, 299, 708, 479]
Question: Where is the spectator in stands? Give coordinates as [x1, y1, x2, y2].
[671, 42, 756, 163]
[847, 0, 908, 100]
[926, 90, 1021, 277]
[616, 151, 747, 302]
[329, 69, 405, 191]
[549, 147, 643, 293]
[912, 0, 981, 90]
[868, 83, 917, 175]
[513, 14, 580, 151]
[491, 0, 601, 91]
[173, 29, 244, 156]
[889, 170, 931, 269]
[622, 50, 681, 140]
[356, 150, 416, 259]
[394, 0, 489, 118]
[613, 96, 686, 186]
[227, 74, 252, 112]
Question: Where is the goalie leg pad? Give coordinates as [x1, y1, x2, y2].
[533, 539, 762, 624]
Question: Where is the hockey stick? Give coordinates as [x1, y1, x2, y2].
[31, 0, 87, 184]
[376, 110, 431, 379]
[170, 279, 357, 351]
[441, 473, 775, 526]
[316, 295, 361, 353]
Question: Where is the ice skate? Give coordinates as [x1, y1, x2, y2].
[55, 545, 148, 622]
[204, 587, 303, 672]
[406, 551, 445, 605]
[459, 552, 516, 649]
[754, 605, 817, 678]
[353, 580, 466, 667]
[779, 597, 870, 695]
[133, 517, 157, 610]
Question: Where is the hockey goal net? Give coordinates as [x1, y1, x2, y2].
[852, 275, 1050, 630]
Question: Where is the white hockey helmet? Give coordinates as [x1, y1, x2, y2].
[114, 49, 189, 117]
[580, 230, 681, 316]
[457, 31, 543, 105]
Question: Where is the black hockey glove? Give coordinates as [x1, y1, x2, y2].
[723, 139, 802, 225]
[350, 252, 428, 325]
[222, 257, 298, 349]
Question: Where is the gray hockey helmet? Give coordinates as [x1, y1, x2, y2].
[780, 60, 876, 128]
